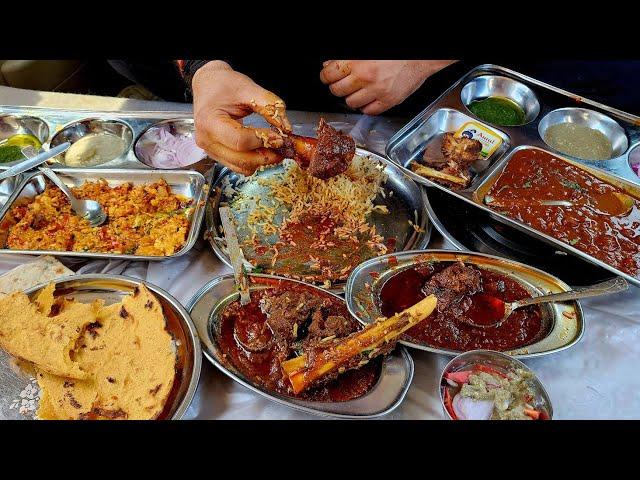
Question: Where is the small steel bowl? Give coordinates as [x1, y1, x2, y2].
[21, 274, 201, 420]
[461, 75, 540, 125]
[50, 118, 134, 167]
[0, 114, 50, 166]
[439, 349, 553, 420]
[538, 107, 628, 160]
[134, 119, 210, 171]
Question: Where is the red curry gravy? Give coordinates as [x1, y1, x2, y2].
[217, 281, 381, 402]
[485, 148, 640, 278]
[379, 262, 548, 351]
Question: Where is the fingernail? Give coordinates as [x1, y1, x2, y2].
[322, 60, 330, 67]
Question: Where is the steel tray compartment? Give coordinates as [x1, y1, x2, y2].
[386, 107, 510, 191]
[187, 274, 414, 418]
[0, 168, 208, 261]
[0, 274, 201, 420]
[345, 250, 584, 359]
[472, 145, 640, 287]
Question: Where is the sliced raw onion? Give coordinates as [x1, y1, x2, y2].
[452, 394, 494, 420]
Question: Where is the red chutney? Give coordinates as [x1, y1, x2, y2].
[485, 148, 640, 278]
[379, 263, 548, 351]
[218, 282, 381, 402]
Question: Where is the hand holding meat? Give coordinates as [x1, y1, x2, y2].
[320, 60, 456, 115]
[193, 61, 355, 179]
[192, 60, 292, 176]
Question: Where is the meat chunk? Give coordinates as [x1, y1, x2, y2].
[307, 314, 353, 340]
[440, 132, 482, 164]
[307, 119, 355, 179]
[416, 133, 482, 190]
[277, 119, 355, 180]
[260, 290, 331, 345]
[422, 261, 482, 312]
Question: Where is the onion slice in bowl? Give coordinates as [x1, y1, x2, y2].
[452, 393, 494, 420]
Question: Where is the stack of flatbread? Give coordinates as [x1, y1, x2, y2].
[0, 271, 176, 420]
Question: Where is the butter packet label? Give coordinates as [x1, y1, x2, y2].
[454, 121, 503, 158]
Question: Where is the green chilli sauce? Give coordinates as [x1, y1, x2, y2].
[468, 97, 526, 126]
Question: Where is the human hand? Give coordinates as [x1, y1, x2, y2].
[320, 60, 456, 115]
[192, 60, 292, 176]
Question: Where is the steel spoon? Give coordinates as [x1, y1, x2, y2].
[460, 276, 629, 329]
[38, 167, 107, 227]
[219, 206, 251, 305]
[0, 142, 71, 181]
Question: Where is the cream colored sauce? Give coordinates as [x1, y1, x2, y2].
[544, 123, 613, 161]
[64, 133, 126, 167]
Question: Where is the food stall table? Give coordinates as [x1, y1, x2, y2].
[0, 86, 638, 419]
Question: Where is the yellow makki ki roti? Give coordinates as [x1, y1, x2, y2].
[0, 282, 176, 420]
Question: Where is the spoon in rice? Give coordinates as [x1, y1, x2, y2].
[38, 167, 107, 227]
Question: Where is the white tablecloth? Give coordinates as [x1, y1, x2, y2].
[1, 87, 638, 419]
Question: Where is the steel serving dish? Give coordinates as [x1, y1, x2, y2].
[204, 147, 431, 292]
[0, 105, 218, 213]
[0, 168, 208, 261]
[438, 349, 553, 420]
[387, 64, 640, 186]
[0, 274, 201, 420]
[385, 64, 640, 287]
[345, 250, 584, 358]
[0, 105, 216, 172]
[186, 273, 414, 419]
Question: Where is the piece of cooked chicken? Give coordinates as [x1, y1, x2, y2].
[440, 132, 482, 163]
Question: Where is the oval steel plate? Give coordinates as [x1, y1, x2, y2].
[345, 250, 585, 359]
[204, 147, 431, 291]
[186, 273, 414, 419]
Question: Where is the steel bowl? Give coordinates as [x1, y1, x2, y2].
[50, 118, 134, 167]
[0, 114, 50, 167]
[134, 118, 213, 172]
[0, 274, 202, 420]
[438, 349, 553, 420]
[538, 107, 629, 160]
[186, 273, 414, 418]
[461, 75, 540, 125]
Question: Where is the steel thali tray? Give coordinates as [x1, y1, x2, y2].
[0, 168, 208, 261]
[385, 64, 640, 287]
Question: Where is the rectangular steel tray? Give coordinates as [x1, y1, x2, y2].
[386, 64, 640, 287]
[387, 64, 640, 188]
[0, 105, 204, 169]
[0, 168, 208, 261]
